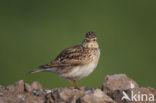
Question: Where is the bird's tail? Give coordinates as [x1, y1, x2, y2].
[28, 69, 44, 74]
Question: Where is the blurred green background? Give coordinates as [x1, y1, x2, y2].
[0, 0, 156, 89]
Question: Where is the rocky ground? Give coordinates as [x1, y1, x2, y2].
[0, 74, 155, 103]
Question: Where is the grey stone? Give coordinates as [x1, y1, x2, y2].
[79, 89, 116, 103]
[102, 74, 138, 96]
[0, 74, 155, 103]
[31, 81, 43, 90]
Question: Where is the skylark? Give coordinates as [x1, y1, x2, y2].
[28, 32, 100, 89]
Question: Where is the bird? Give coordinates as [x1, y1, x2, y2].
[28, 32, 100, 89]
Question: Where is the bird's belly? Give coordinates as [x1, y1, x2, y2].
[61, 61, 98, 80]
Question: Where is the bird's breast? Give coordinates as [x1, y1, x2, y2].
[61, 49, 100, 80]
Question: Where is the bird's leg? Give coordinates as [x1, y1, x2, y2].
[67, 79, 75, 87]
[73, 80, 80, 90]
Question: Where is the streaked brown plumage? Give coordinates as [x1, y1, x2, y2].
[28, 32, 100, 89]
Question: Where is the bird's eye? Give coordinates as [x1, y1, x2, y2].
[93, 38, 96, 41]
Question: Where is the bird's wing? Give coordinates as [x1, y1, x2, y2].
[40, 45, 87, 69]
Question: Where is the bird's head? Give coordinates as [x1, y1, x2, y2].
[82, 32, 99, 49]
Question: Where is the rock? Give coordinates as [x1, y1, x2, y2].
[0, 74, 155, 103]
[0, 80, 44, 103]
[24, 83, 33, 92]
[68, 89, 85, 103]
[0, 85, 5, 93]
[7, 80, 25, 94]
[31, 81, 43, 90]
[51, 87, 81, 103]
[102, 74, 138, 96]
[50, 87, 116, 103]
[78, 89, 116, 103]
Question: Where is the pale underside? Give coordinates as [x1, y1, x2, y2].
[45, 55, 99, 80]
